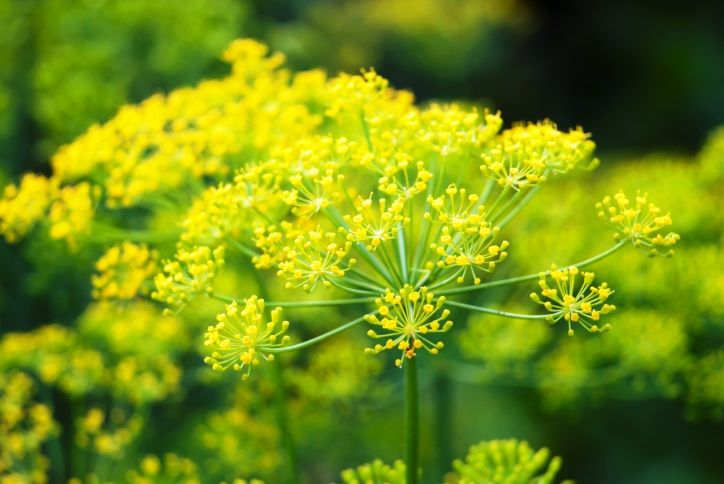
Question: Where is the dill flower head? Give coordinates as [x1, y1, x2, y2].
[0, 173, 55, 243]
[152, 245, 225, 312]
[341, 459, 406, 484]
[447, 439, 563, 484]
[364, 285, 453, 367]
[480, 121, 598, 190]
[203, 296, 290, 380]
[0, 372, 58, 482]
[127, 453, 201, 484]
[76, 407, 143, 457]
[597, 190, 680, 256]
[530, 265, 615, 335]
[47, 182, 98, 247]
[276, 227, 356, 291]
[91, 242, 158, 300]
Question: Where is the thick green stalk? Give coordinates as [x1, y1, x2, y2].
[250, 267, 298, 483]
[405, 358, 420, 484]
[433, 368, 452, 481]
[271, 358, 299, 484]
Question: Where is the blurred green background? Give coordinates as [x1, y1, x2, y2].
[0, 0, 723, 483]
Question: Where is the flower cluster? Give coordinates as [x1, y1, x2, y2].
[126, 453, 201, 484]
[0, 174, 55, 243]
[156, 44, 682, 377]
[0, 38, 680, 389]
[76, 407, 143, 457]
[0, 372, 58, 482]
[276, 228, 356, 291]
[597, 190, 680, 256]
[480, 121, 598, 190]
[341, 459, 406, 484]
[365, 286, 453, 367]
[152, 245, 225, 312]
[203, 296, 290, 380]
[448, 439, 563, 484]
[531, 266, 615, 335]
[92, 242, 158, 300]
[0, 39, 325, 248]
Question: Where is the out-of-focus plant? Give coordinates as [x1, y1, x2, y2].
[268, 0, 527, 91]
[0, 0, 246, 166]
[0, 371, 59, 483]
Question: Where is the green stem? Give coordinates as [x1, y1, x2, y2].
[212, 292, 375, 307]
[264, 315, 368, 354]
[251, 265, 298, 483]
[437, 240, 628, 296]
[328, 278, 379, 296]
[433, 368, 452, 481]
[324, 207, 397, 287]
[405, 358, 420, 484]
[271, 358, 299, 484]
[228, 238, 259, 259]
[494, 185, 540, 228]
[445, 300, 550, 320]
[489, 188, 525, 224]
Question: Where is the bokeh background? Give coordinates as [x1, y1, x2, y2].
[1, 0, 723, 483]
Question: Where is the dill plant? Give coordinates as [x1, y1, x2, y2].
[0, 39, 687, 482]
[142, 41, 678, 482]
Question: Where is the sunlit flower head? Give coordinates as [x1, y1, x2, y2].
[597, 190, 680, 256]
[480, 121, 598, 190]
[152, 245, 225, 313]
[365, 285, 453, 367]
[341, 459, 406, 484]
[203, 296, 290, 380]
[450, 439, 563, 484]
[531, 265, 615, 335]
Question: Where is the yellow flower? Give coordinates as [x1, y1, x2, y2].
[0, 174, 55, 243]
[276, 228, 356, 291]
[597, 190, 680, 256]
[530, 265, 615, 335]
[365, 285, 453, 367]
[418, 104, 502, 157]
[344, 195, 409, 250]
[0, 372, 58, 482]
[152, 245, 225, 312]
[203, 296, 290, 380]
[91, 242, 158, 299]
[48, 182, 98, 248]
[480, 121, 598, 190]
